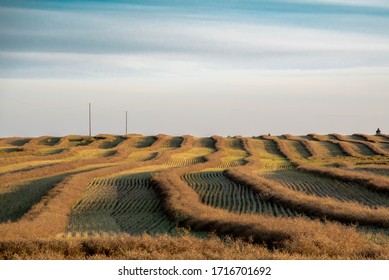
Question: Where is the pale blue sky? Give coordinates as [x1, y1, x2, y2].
[0, 0, 388, 137]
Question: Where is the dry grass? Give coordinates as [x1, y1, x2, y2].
[226, 168, 389, 227]
[152, 137, 388, 257]
[0, 135, 194, 240]
[3, 233, 384, 260]
[1, 134, 389, 259]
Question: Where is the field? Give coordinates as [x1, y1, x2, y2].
[0, 133, 389, 259]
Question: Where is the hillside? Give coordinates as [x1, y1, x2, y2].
[0, 133, 388, 259]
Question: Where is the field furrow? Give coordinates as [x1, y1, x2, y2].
[214, 137, 249, 169]
[1, 133, 389, 259]
[331, 134, 378, 156]
[281, 139, 311, 159]
[260, 169, 389, 207]
[67, 172, 176, 235]
[0, 165, 104, 223]
[184, 171, 299, 217]
[128, 136, 157, 148]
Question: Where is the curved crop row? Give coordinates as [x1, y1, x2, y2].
[127, 151, 157, 162]
[0, 135, 196, 240]
[151, 137, 381, 256]
[184, 171, 298, 216]
[305, 135, 346, 157]
[250, 138, 291, 170]
[0, 164, 105, 223]
[333, 134, 388, 156]
[308, 134, 361, 157]
[128, 135, 157, 148]
[263, 135, 389, 195]
[225, 137, 389, 228]
[260, 169, 389, 207]
[68, 172, 176, 235]
[192, 137, 216, 149]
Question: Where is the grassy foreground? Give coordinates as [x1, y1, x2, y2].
[0, 134, 388, 259]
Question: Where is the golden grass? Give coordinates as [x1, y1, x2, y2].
[1, 134, 388, 259]
[152, 136, 388, 257]
[3, 233, 384, 260]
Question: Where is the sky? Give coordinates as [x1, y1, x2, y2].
[0, 0, 388, 137]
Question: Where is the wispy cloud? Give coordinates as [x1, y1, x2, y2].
[1, 4, 389, 78]
[1, 0, 388, 136]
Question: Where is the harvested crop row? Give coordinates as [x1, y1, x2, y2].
[0, 135, 177, 188]
[308, 134, 362, 157]
[0, 164, 107, 223]
[0, 137, 32, 147]
[215, 137, 249, 169]
[260, 169, 389, 207]
[279, 137, 311, 159]
[127, 151, 157, 162]
[184, 171, 298, 216]
[350, 166, 389, 178]
[164, 146, 214, 167]
[331, 134, 387, 156]
[68, 172, 176, 236]
[127, 135, 157, 148]
[152, 137, 381, 257]
[305, 136, 346, 157]
[249, 138, 292, 170]
[225, 137, 389, 228]
[192, 137, 216, 149]
[263, 135, 389, 195]
[0, 135, 195, 240]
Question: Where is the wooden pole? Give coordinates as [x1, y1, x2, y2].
[125, 110, 128, 135]
[89, 103, 91, 138]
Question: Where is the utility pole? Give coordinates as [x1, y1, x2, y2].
[125, 110, 128, 135]
[89, 102, 92, 138]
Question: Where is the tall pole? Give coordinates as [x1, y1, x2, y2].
[89, 103, 91, 138]
[125, 110, 128, 135]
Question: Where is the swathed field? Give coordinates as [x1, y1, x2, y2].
[0, 133, 389, 259]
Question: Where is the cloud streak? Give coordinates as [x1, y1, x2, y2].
[1, 4, 389, 78]
[0, 0, 388, 136]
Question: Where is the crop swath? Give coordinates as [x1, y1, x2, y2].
[164, 153, 207, 167]
[128, 136, 157, 148]
[99, 136, 125, 149]
[351, 167, 389, 178]
[251, 138, 292, 170]
[57, 136, 93, 148]
[159, 137, 183, 148]
[9, 138, 32, 147]
[67, 172, 176, 236]
[192, 137, 216, 149]
[260, 169, 389, 207]
[0, 165, 105, 223]
[0, 175, 67, 222]
[281, 139, 311, 159]
[307, 139, 346, 157]
[218, 138, 248, 169]
[127, 151, 157, 162]
[184, 171, 298, 217]
[345, 142, 377, 156]
[0, 148, 24, 154]
[163, 138, 215, 167]
[0, 161, 60, 175]
[38, 137, 61, 146]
